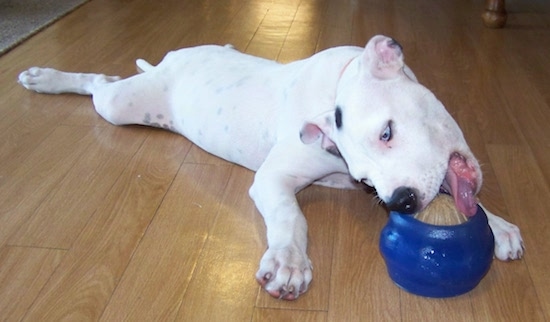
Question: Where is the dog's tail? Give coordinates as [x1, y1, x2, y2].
[136, 58, 155, 74]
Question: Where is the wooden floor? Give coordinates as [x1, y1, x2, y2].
[1, 0, 549, 320]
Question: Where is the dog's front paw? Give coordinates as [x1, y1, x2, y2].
[255, 246, 313, 300]
[490, 215, 525, 260]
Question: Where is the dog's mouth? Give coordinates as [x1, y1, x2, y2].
[440, 152, 479, 217]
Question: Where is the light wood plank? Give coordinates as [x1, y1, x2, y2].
[486, 145, 550, 319]
[22, 130, 188, 321]
[245, 2, 296, 60]
[253, 307, 327, 321]
[327, 191, 402, 321]
[175, 166, 262, 321]
[400, 293, 473, 322]
[0, 246, 65, 321]
[0, 0, 549, 320]
[0, 96, 87, 173]
[471, 259, 544, 321]
[0, 125, 94, 246]
[8, 126, 162, 249]
[184, 144, 230, 166]
[278, 21, 320, 63]
[100, 164, 233, 321]
[215, 2, 266, 50]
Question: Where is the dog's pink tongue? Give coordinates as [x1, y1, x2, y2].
[446, 154, 478, 217]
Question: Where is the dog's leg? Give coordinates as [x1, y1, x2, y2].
[18, 67, 121, 95]
[480, 204, 524, 260]
[19, 66, 176, 129]
[249, 141, 347, 300]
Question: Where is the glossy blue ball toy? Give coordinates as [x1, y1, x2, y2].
[379, 205, 494, 298]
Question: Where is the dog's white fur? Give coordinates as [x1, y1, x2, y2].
[18, 35, 524, 300]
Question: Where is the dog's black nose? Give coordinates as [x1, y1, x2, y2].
[386, 186, 419, 214]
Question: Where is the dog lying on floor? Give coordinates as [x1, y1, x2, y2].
[18, 35, 524, 300]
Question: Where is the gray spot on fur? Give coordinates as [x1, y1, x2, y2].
[235, 76, 249, 87]
[143, 113, 151, 124]
[157, 114, 164, 120]
[167, 121, 177, 132]
[215, 76, 251, 94]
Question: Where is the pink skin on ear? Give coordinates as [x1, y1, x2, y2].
[300, 122, 337, 151]
[365, 36, 405, 79]
[300, 123, 323, 144]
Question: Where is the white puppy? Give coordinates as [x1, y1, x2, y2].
[19, 35, 524, 300]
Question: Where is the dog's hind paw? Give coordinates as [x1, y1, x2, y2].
[18, 67, 121, 95]
[18, 67, 62, 93]
[255, 246, 313, 300]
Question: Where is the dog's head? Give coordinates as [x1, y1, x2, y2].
[301, 35, 481, 216]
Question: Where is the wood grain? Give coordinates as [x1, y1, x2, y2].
[0, 247, 65, 321]
[101, 164, 234, 321]
[23, 131, 189, 321]
[0, 0, 549, 320]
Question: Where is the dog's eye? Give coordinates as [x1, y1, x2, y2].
[380, 121, 393, 142]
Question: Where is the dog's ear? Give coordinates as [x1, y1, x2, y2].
[362, 35, 404, 80]
[300, 112, 337, 151]
[300, 123, 326, 144]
